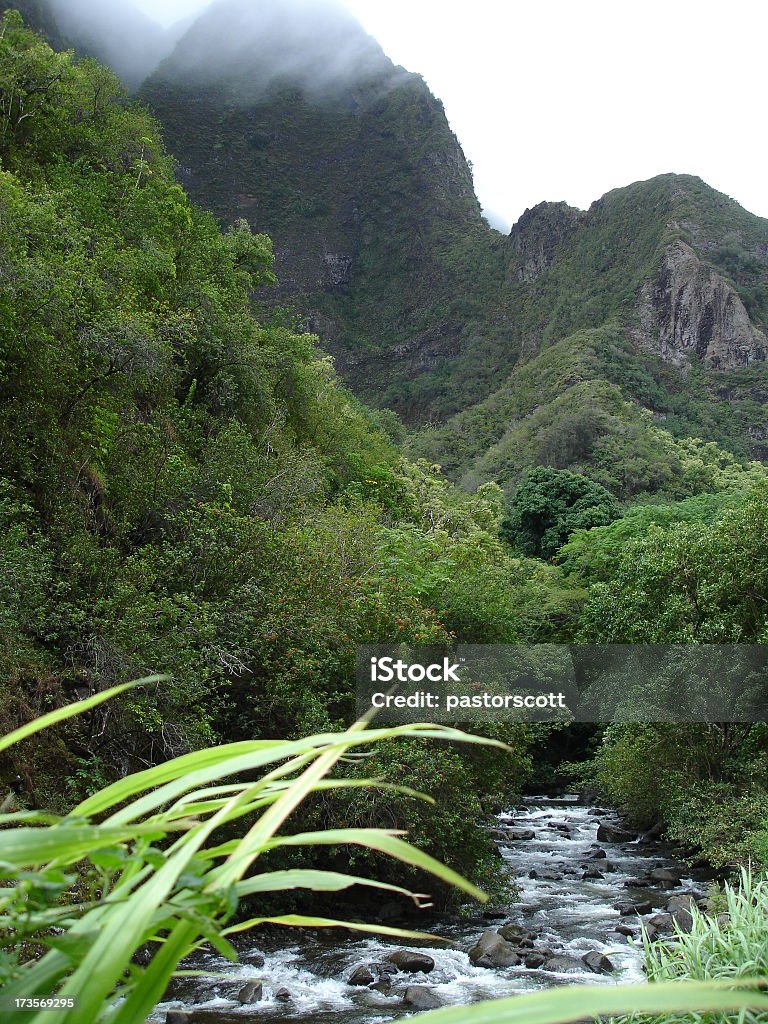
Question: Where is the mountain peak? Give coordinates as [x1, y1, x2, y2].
[156, 0, 398, 98]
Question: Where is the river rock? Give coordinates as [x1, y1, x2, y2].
[237, 981, 263, 1004]
[469, 930, 522, 967]
[648, 912, 674, 933]
[529, 869, 538, 878]
[274, 988, 291, 1002]
[348, 965, 376, 986]
[385, 950, 435, 974]
[524, 947, 554, 969]
[615, 924, 639, 937]
[588, 848, 607, 859]
[614, 899, 653, 916]
[582, 951, 614, 973]
[666, 894, 696, 913]
[649, 867, 680, 885]
[508, 829, 536, 841]
[371, 978, 392, 994]
[403, 986, 443, 1009]
[543, 955, 585, 973]
[165, 1013, 190, 1024]
[482, 907, 509, 920]
[582, 866, 604, 880]
[672, 907, 694, 931]
[498, 923, 536, 944]
[597, 823, 635, 843]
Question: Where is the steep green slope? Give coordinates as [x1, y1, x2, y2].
[139, 0, 510, 423]
[0, 13, 557, 893]
[138, 0, 768, 489]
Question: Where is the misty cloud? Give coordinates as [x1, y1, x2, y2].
[153, 0, 401, 100]
[48, 0, 190, 89]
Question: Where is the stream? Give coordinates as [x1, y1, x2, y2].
[152, 794, 707, 1023]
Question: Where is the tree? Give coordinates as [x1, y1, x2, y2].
[501, 466, 620, 559]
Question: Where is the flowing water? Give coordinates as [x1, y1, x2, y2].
[152, 794, 705, 1023]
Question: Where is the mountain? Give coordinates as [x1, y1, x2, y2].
[0, 0, 65, 46]
[8, 0, 767, 498]
[140, 0, 508, 422]
[138, 0, 768, 484]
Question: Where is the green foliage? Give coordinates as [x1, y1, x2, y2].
[608, 870, 768, 1024]
[577, 480, 768, 642]
[0, 684, 500, 1021]
[0, 15, 560, 891]
[501, 466, 620, 560]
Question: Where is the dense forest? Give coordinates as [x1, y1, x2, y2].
[1, 6, 768, 1023]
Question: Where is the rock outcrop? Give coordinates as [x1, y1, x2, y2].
[635, 241, 767, 369]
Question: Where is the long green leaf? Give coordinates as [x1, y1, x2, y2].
[235, 868, 428, 900]
[0, 679, 160, 755]
[416, 979, 768, 1024]
[266, 827, 488, 902]
[222, 913, 451, 942]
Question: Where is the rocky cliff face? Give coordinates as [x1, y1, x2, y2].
[508, 202, 583, 284]
[635, 241, 767, 369]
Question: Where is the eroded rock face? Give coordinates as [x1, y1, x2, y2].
[635, 241, 767, 369]
[508, 201, 583, 284]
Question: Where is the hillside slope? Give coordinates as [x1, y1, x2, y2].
[138, 0, 768, 478]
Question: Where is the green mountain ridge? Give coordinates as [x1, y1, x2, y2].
[3, 0, 768, 500]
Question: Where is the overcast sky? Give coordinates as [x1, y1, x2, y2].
[133, 0, 768, 230]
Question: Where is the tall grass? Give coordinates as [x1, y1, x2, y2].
[1, 681, 767, 1024]
[607, 869, 768, 1024]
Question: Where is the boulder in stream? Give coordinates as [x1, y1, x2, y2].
[469, 930, 522, 967]
[348, 965, 376, 986]
[543, 955, 585, 973]
[237, 981, 263, 1004]
[274, 987, 292, 1002]
[384, 950, 435, 974]
[614, 899, 653, 916]
[582, 951, 615, 973]
[403, 986, 443, 1009]
[597, 822, 636, 843]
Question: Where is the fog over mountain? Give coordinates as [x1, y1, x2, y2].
[46, 0, 191, 88]
[153, 0, 400, 99]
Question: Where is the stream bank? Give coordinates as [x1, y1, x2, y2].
[153, 793, 713, 1024]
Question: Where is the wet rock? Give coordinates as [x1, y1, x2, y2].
[624, 877, 652, 887]
[543, 955, 585, 973]
[497, 924, 536, 944]
[649, 867, 680, 885]
[582, 866, 604, 880]
[348, 965, 376, 986]
[588, 848, 607, 860]
[469, 930, 522, 967]
[403, 986, 442, 1010]
[165, 1013, 190, 1024]
[239, 950, 266, 967]
[482, 907, 509, 920]
[508, 829, 536, 841]
[274, 988, 291, 1002]
[648, 913, 674, 933]
[597, 823, 635, 843]
[582, 951, 615, 974]
[615, 924, 638, 937]
[237, 981, 262, 1004]
[614, 899, 653, 916]
[666, 894, 696, 914]
[672, 907, 694, 932]
[524, 947, 554, 969]
[371, 978, 392, 994]
[529, 869, 538, 879]
[385, 950, 435, 974]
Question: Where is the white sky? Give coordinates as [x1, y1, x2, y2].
[134, 0, 768, 230]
